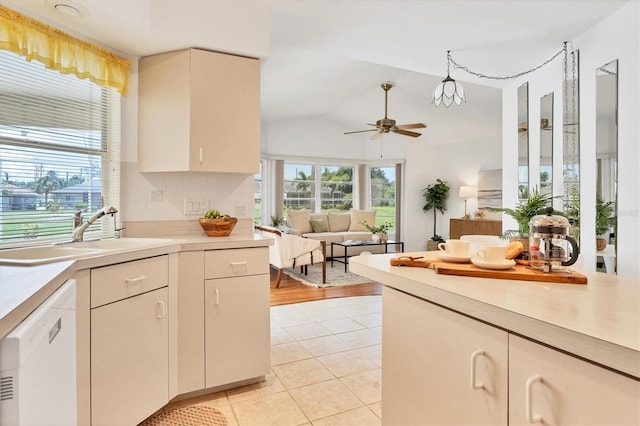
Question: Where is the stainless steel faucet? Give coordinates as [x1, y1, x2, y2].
[72, 206, 118, 242]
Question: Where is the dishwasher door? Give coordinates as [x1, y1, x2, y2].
[0, 279, 76, 426]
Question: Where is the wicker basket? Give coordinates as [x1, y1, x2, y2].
[199, 217, 238, 237]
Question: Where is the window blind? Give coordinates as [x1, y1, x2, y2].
[0, 49, 120, 246]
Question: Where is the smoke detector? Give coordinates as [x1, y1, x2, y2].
[45, 0, 89, 17]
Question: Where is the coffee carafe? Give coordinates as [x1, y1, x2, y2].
[529, 207, 579, 273]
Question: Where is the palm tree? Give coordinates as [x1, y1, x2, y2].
[33, 170, 62, 203]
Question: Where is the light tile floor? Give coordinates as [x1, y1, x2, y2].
[187, 295, 382, 425]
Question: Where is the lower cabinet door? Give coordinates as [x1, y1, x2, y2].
[91, 287, 169, 426]
[509, 335, 640, 426]
[382, 287, 508, 425]
[204, 275, 270, 388]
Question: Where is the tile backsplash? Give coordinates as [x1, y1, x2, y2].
[121, 161, 255, 223]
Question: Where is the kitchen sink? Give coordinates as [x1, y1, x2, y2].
[0, 246, 106, 266]
[0, 238, 178, 266]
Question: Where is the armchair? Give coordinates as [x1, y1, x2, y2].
[255, 225, 326, 287]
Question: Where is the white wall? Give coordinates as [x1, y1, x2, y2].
[119, 61, 254, 223]
[502, 1, 639, 277]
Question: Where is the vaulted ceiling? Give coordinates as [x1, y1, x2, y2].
[3, 0, 628, 144]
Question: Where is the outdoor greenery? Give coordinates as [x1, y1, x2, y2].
[422, 179, 450, 242]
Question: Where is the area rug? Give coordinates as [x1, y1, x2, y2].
[284, 263, 371, 287]
[139, 406, 228, 426]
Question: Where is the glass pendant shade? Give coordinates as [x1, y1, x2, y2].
[433, 75, 465, 107]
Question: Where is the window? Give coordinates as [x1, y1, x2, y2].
[282, 163, 354, 214]
[283, 163, 315, 212]
[254, 163, 262, 224]
[320, 165, 353, 212]
[0, 50, 120, 246]
[370, 166, 396, 230]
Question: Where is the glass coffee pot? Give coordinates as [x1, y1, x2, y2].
[529, 207, 580, 273]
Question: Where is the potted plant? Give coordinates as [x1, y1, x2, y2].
[422, 179, 450, 249]
[595, 198, 616, 251]
[488, 187, 555, 250]
[270, 215, 285, 228]
[362, 220, 393, 242]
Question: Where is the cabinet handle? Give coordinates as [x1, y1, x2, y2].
[125, 275, 145, 284]
[526, 374, 543, 424]
[156, 301, 165, 319]
[199, 147, 203, 165]
[215, 288, 220, 306]
[230, 261, 248, 274]
[470, 349, 485, 390]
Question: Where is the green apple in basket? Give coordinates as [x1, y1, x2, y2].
[202, 209, 230, 219]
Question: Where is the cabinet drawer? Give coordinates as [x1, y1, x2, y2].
[204, 247, 268, 279]
[91, 256, 169, 308]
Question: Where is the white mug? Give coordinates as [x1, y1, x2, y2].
[437, 239, 470, 256]
[476, 244, 507, 263]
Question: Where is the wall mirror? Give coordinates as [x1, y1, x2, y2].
[563, 50, 580, 243]
[517, 83, 529, 200]
[595, 59, 618, 274]
[540, 92, 553, 197]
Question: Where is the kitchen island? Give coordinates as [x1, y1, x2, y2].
[349, 251, 639, 425]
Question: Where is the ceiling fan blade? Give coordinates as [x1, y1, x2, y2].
[394, 129, 421, 138]
[344, 129, 379, 135]
[371, 131, 383, 140]
[396, 123, 426, 129]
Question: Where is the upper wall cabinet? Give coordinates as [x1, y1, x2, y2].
[138, 48, 260, 173]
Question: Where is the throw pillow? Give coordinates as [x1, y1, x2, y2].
[348, 209, 376, 232]
[310, 219, 329, 233]
[327, 212, 351, 232]
[287, 210, 313, 234]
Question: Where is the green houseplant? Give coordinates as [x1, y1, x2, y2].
[488, 187, 555, 240]
[422, 179, 450, 245]
[362, 220, 393, 242]
[595, 198, 616, 251]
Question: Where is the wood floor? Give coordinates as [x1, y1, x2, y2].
[269, 266, 382, 306]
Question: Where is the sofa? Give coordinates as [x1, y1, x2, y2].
[284, 209, 385, 255]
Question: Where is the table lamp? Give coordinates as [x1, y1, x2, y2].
[459, 185, 475, 219]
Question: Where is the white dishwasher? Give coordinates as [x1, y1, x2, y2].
[0, 279, 76, 426]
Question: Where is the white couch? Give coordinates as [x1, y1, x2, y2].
[285, 209, 385, 255]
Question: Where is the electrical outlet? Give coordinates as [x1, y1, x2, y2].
[151, 190, 164, 201]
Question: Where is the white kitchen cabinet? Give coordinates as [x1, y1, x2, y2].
[382, 286, 640, 426]
[203, 248, 270, 388]
[176, 247, 270, 393]
[382, 286, 508, 425]
[509, 335, 640, 426]
[138, 48, 260, 173]
[89, 256, 169, 426]
[204, 275, 270, 387]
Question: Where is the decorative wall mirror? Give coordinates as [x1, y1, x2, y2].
[595, 59, 618, 274]
[517, 83, 529, 200]
[563, 49, 580, 244]
[540, 92, 553, 197]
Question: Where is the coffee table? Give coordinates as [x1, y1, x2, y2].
[331, 240, 404, 272]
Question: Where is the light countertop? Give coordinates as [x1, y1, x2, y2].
[349, 251, 640, 378]
[0, 235, 273, 339]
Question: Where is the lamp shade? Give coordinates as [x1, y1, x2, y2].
[459, 185, 475, 199]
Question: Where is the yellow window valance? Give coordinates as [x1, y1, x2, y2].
[0, 5, 131, 94]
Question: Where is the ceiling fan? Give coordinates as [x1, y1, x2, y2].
[344, 82, 426, 139]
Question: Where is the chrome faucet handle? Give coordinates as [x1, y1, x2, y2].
[73, 211, 83, 228]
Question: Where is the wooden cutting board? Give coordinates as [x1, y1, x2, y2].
[390, 257, 588, 284]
